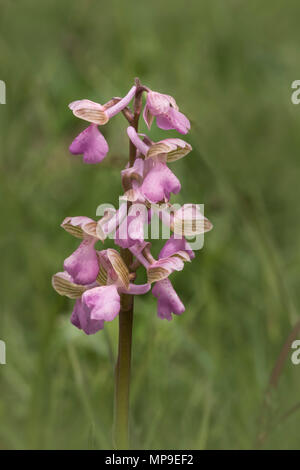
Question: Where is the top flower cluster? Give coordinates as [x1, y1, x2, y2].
[52, 81, 212, 334]
[69, 85, 190, 165]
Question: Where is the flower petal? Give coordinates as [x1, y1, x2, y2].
[141, 160, 181, 203]
[146, 91, 172, 115]
[127, 126, 150, 156]
[121, 158, 145, 190]
[69, 100, 108, 125]
[147, 138, 192, 162]
[52, 271, 86, 299]
[96, 265, 108, 286]
[159, 234, 195, 260]
[106, 249, 130, 289]
[69, 124, 109, 164]
[115, 204, 147, 249]
[61, 216, 96, 239]
[105, 85, 136, 118]
[96, 204, 127, 241]
[97, 249, 130, 289]
[156, 108, 190, 134]
[143, 104, 154, 129]
[71, 298, 105, 335]
[64, 239, 99, 285]
[147, 256, 185, 283]
[172, 204, 213, 236]
[124, 283, 151, 295]
[82, 285, 120, 322]
[152, 278, 185, 321]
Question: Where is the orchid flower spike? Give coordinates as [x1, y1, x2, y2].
[52, 78, 214, 452]
[53, 79, 213, 335]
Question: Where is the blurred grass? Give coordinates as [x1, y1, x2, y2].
[1, 0, 300, 449]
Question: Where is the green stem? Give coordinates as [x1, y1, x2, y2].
[113, 79, 144, 450]
[113, 288, 134, 449]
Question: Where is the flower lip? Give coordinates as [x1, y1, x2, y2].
[71, 298, 105, 335]
[152, 278, 185, 321]
[64, 238, 99, 285]
[82, 285, 121, 323]
[69, 124, 109, 164]
[140, 159, 181, 203]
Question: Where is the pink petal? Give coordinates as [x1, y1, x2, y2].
[115, 215, 143, 248]
[121, 283, 151, 295]
[156, 108, 190, 134]
[155, 115, 174, 131]
[105, 86, 136, 118]
[159, 235, 195, 260]
[69, 124, 109, 164]
[141, 160, 181, 203]
[128, 241, 151, 269]
[152, 278, 185, 321]
[71, 299, 104, 335]
[121, 158, 145, 184]
[99, 204, 127, 239]
[64, 239, 99, 285]
[143, 104, 154, 129]
[82, 285, 120, 322]
[149, 256, 185, 277]
[127, 127, 149, 156]
[69, 99, 104, 113]
[115, 204, 147, 249]
[147, 91, 172, 115]
[61, 216, 94, 228]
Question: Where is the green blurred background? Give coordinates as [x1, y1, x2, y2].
[1, 0, 300, 450]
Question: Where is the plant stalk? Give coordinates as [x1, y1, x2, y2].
[113, 79, 144, 449]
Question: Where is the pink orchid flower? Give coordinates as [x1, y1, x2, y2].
[69, 124, 109, 164]
[60, 216, 99, 285]
[123, 127, 184, 204]
[151, 203, 213, 237]
[114, 203, 148, 249]
[69, 86, 136, 164]
[129, 235, 194, 321]
[52, 248, 150, 335]
[150, 236, 194, 320]
[143, 90, 190, 134]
